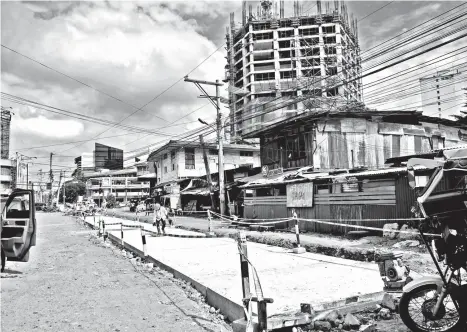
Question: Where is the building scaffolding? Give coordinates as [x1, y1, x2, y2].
[1, 107, 12, 159]
[224, 0, 362, 142]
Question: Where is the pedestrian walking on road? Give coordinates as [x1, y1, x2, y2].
[153, 203, 168, 235]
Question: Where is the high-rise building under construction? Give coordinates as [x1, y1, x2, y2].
[225, 0, 362, 141]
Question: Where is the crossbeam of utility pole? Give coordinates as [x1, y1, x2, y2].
[184, 76, 224, 86]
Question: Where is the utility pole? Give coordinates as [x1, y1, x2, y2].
[15, 152, 20, 190]
[184, 76, 225, 216]
[57, 170, 63, 205]
[199, 134, 215, 211]
[48, 152, 54, 207]
[26, 163, 29, 190]
[216, 80, 226, 216]
[62, 171, 66, 206]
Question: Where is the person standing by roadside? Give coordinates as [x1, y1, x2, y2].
[153, 203, 168, 235]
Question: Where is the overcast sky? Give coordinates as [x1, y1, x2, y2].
[1, 1, 466, 181]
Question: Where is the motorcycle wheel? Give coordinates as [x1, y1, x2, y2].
[399, 284, 462, 332]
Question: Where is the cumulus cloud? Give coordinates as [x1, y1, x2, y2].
[14, 115, 84, 139]
[2, 0, 464, 180]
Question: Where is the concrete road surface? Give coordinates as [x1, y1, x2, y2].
[1, 213, 230, 332]
[97, 218, 385, 317]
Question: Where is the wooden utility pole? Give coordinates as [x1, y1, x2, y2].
[57, 170, 63, 206]
[62, 171, 66, 206]
[48, 152, 54, 207]
[184, 76, 225, 216]
[199, 134, 215, 211]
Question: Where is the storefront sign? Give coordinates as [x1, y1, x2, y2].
[287, 182, 314, 207]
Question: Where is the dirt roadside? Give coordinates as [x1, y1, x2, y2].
[1, 213, 231, 332]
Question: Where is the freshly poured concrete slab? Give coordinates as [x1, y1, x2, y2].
[100, 227, 383, 317]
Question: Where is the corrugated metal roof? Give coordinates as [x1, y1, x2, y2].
[386, 145, 467, 164]
[180, 189, 211, 196]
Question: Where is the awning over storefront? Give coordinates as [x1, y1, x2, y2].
[180, 189, 211, 196]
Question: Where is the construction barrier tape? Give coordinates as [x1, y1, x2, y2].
[298, 217, 441, 237]
[210, 211, 441, 237]
[103, 222, 122, 226]
[210, 211, 291, 224]
[121, 224, 143, 229]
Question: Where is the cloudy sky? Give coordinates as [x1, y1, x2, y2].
[1, 0, 466, 181]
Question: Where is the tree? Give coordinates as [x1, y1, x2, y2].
[106, 194, 116, 208]
[59, 181, 86, 203]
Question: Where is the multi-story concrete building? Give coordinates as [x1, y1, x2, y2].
[1, 108, 13, 195]
[147, 140, 260, 187]
[84, 166, 150, 204]
[419, 68, 467, 119]
[0, 158, 13, 195]
[74, 152, 95, 175]
[225, 0, 362, 141]
[74, 143, 124, 176]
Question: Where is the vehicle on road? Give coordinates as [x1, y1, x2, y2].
[1, 189, 37, 272]
[35, 202, 46, 211]
[397, 147, 467, 332]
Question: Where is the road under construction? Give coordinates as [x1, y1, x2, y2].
[79, 213, 425, 331]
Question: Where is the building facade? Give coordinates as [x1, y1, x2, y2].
[94, 143, 123, 171]
[0, 158, 13, 195]
[74, 152, 95, 175]
[84, 167, 150, 204]
[420, 68, 467, 119]
[147, 140, 261, 186]
[242, 109, 467, 171]
[225, 0, 362, 141]
[1, 108, 13, 194]
[75, 143, 124, 176]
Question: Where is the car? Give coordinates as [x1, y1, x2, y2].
[35, 203, 46, 211]
[1, 189, 37, 272]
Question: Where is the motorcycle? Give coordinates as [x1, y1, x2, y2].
[383, 147, 467, 332]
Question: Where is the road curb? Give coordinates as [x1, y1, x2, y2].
[105, 232, 244, 323]
[81, 217, 388, 332]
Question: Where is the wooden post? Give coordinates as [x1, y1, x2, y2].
[199, 134, 216, 211]
[292, 210, 305, 254]
[141, 228, 147, 257]
[102, 218, 106, 241]
[238, 232, 251, 317]
[257, 301, 268, 332]
[120, 223, 124, 247]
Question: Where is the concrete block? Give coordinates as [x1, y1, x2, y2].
[382, 223, 399, 239]
[249, 225, 260, 232]
[258, 226, 274, 232]
[293, 247, 306, 254]
[381, 293, 396, 311]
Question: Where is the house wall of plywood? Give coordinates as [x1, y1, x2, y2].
[260, 118, 467, 171]
[314, 119, 467, 170]
[288, 178, 398, 234]
[243, 196, 288, 224]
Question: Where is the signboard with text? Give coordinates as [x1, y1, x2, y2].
[287, 182, 314, 208]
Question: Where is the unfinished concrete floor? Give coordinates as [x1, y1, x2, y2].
[89, 216, 384, 317]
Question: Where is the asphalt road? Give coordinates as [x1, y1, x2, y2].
[1, 213, 230, 332]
